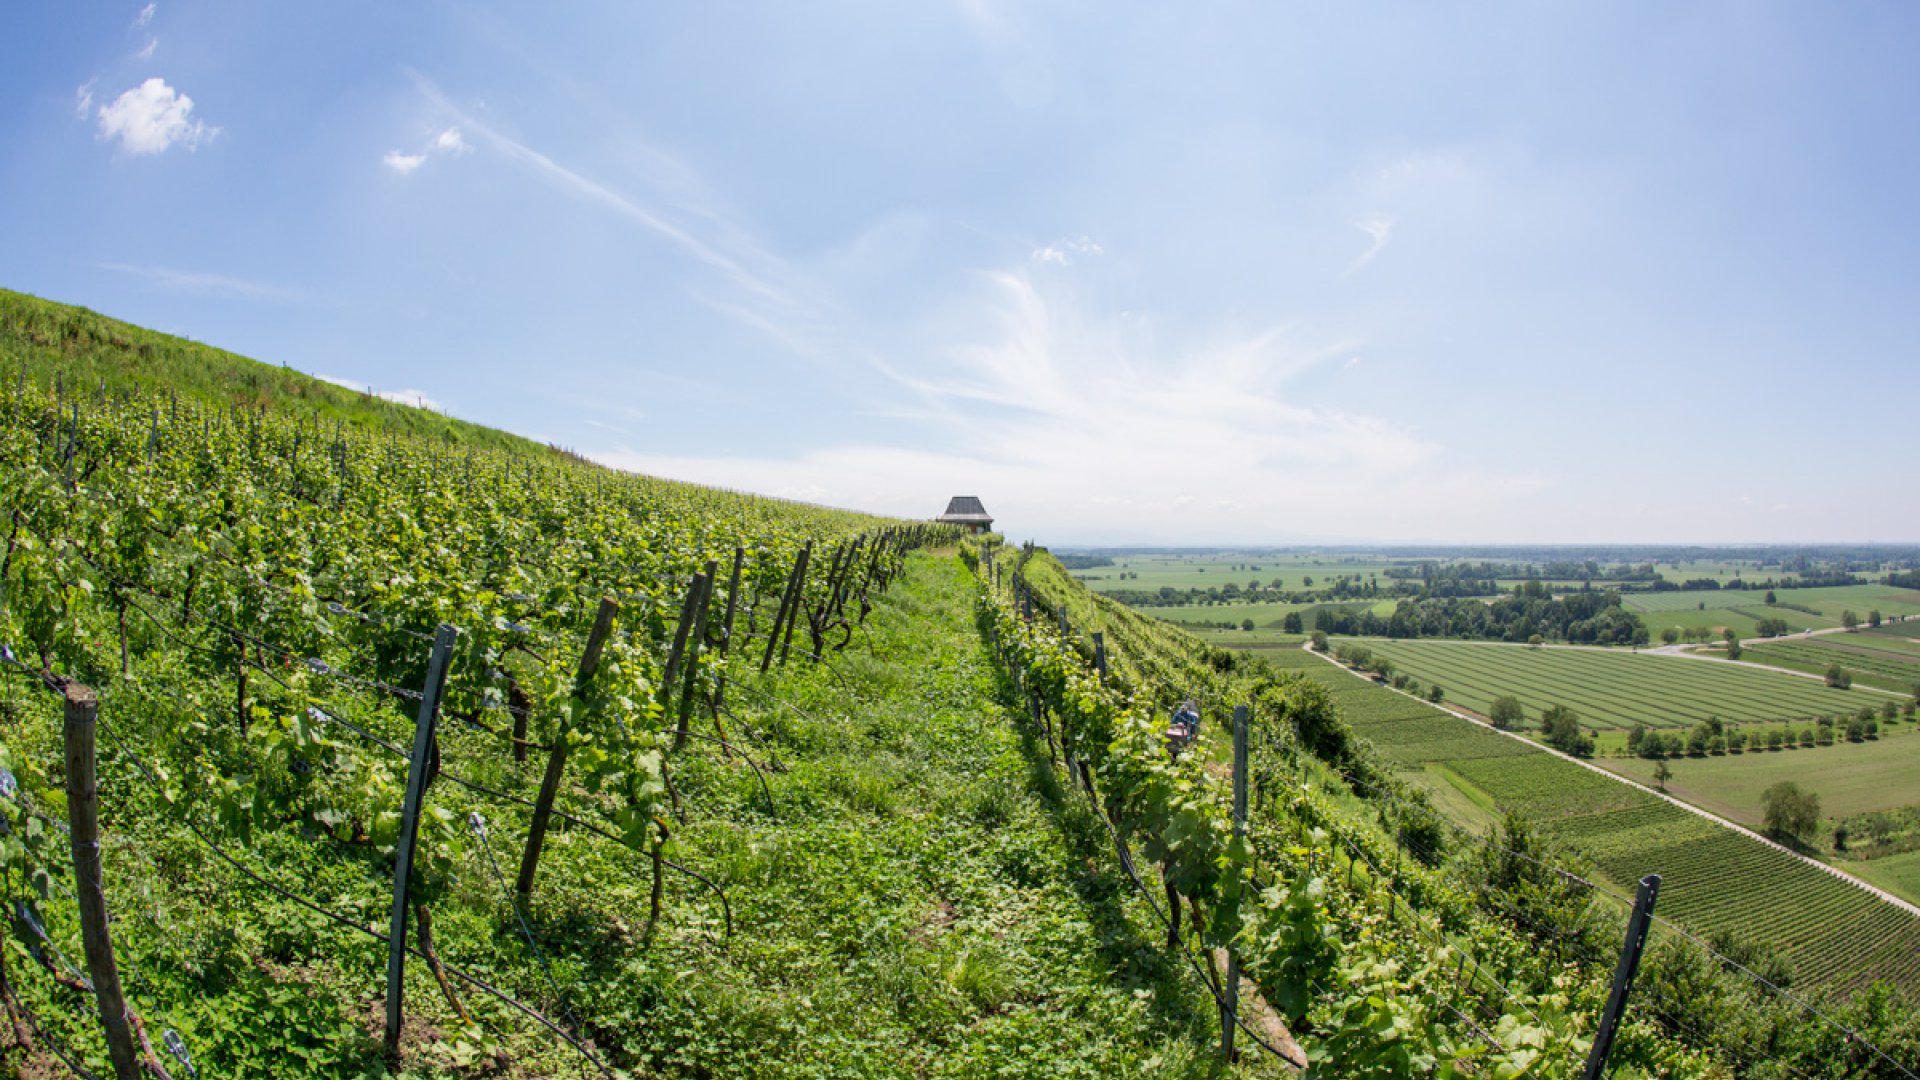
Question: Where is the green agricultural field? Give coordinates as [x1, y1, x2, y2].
[1296, 656, 1920, 992]
[1351, 637, 1888, 730]
[1152, 598, 1392, 629]
[1848, 850, 1920, 908]
[1069, 552, 1411, 593]
[1624, 584, 1920, 643]
[1598, 728, 1920, 826]
[1744, 636, 1920, 694]
[1795, 584, 1920, 620]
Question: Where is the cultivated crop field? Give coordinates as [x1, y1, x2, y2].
[1350, 638, 1886, 730]
[1744, 636, 1920, 693]
[1294, 654, 1920, 992]
[1068, 552, 1412, 593]
[1625, 583, 1920, 641]
[1152, 598, 1392, 629]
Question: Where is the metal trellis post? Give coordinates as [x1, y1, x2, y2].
[384, 623, 459, 1062]
[1583, 874, 1661, 1080]
[1223, 703, 1249, 1062]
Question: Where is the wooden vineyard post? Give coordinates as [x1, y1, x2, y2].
[779, 544, 812, 666]
[673, 561, 719, 752]
[1222, 703, 1251, 1062]
[1092, 633, 1108, 682]
[516, 598, 619, 907]
[660, 572, 704, 711]
[714, 546, 744, 710]
[384, 624, 459, 1064]
[1583, 874, 1661, 1080]
[63, 683, 170, 1080]
[761, 543, 810, 673]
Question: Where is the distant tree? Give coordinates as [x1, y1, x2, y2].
[1490, 696, 1525, 730]
[1764, 589, 1778, 605]
[1309, 630, 1328, 652]
[1842, 610, 1860, 631]
[1282, 611, 1304, 634]
[1727, 727, 1748, 753]
[1833, 824, 1848, 852]
[1626, 723, 1647, 753]
[1723, 628, 1742, 661]
[1660, 627, 1680, 645]
[1303, 576, 1314, 586]
[1868, 609, 1883, 629]
[1241, 618, 1255, 631]
[1527, 634, 1545, 648]
[1427, 684, 1445, 704]
[1698, 601, 1707, 611]
[1539, 705, 1594, 756]
[1825, 664, 1852, 689]
[1653, 759, 1672, 792]
[1373, 657, 1395, 681]
[1761, 782, 1820, 843]
[1766, 730, 1785, 750]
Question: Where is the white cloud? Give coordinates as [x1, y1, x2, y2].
[132, 3, 156, 29]
[136, 37, 158, 61]
[75, 82, 96, 119]
[1343, 215, 1393, 276]
[1030, 235, 1103, 266]
[381, 126, 471, 176]
[316, 375, 441, 412]
[95, 77, 217, 155]
[592, 265, 1546, 543]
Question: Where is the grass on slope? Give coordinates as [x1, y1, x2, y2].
[0, 555, 1249, 1078]
[0, 287, 551, 456]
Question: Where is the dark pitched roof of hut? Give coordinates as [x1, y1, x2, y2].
[938, 496, 993, 522]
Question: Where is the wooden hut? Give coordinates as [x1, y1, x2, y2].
[936, 496, 994, 534]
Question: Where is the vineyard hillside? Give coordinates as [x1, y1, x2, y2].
[2, 298, 1917, 1076]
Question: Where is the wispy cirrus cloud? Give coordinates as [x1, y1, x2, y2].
[408, 72, 836, 357]
[596, 262, 1546, 543]
[1343, 215, 1393, 276]
[98, 262, 305, 302]
[1030, 235, 1103, 266]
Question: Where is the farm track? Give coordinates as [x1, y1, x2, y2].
[1301, 646, 1920, 922]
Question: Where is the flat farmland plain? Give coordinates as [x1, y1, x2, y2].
[1285, 651, 1920, 992]
[1624, 583, 1920, 641]
[1744, 636, 1920, 694]
[1349, 638, 1888, 730]
[1598, 728, 1920, 824]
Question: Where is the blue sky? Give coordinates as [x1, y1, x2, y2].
[4, 3, 1917, 545]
